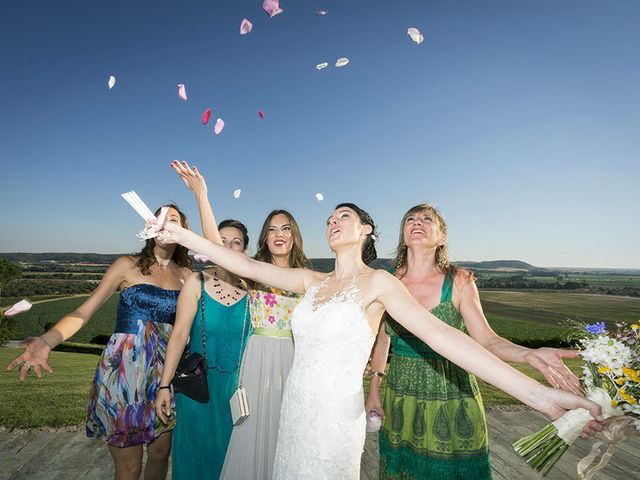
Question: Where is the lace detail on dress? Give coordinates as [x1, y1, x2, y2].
[310, 276, 364, 313]
[272, 278, 375, 479]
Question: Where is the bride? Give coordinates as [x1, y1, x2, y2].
[157, 202, 602, 480]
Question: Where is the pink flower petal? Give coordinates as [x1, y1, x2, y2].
[263, 0, 283, 18]
[202, 108, 212, 125]
[4, 299, 32, 318]
[258, 111, 265, 119]
[240, 18, 253, 35]
[214, 118, 225, 135]
[193, 253, 210, 263]
[177, 84, 187, 101]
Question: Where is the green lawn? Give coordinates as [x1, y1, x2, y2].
[0, 348, 586, 429]
[0, 347, 99, 428]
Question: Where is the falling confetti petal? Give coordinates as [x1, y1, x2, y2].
[258, 111, 265, 119]
[263, 0, 283, 18]
[335, 57, 349, 68]
[233, 189, 241, 199]
[202, 108, 212, 125]
[214, 118, 225, 135]
[108, 75, 116, 90]
[240, 18, 253, 35]
[194, 253, 210, 263]
[315, 193, 324, 202]
[4, 299, 32, 318]
[316, 10, 328, 16]
[177, 84, 188, 101]
[407, 27, 424, 45]
[316, 62, 329, 70]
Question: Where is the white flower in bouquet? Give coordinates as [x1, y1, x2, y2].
[580, 336, 633, 375]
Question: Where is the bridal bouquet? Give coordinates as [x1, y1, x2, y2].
[513, 321, 639, 477]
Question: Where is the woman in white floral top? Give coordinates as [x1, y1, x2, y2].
[221, 209, 310, 480]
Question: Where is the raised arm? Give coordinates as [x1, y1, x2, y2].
[6, 255, 130, 380]
[171, 160, 222, 245]
[156, 272, 201, 423]
[457, 275, 581, 394]
[373, 271, 601, 422]
[159, 223, 319, 294]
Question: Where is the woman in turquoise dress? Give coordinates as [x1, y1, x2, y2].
[157, 219, 251, 479]
[366, 203, 588, 480]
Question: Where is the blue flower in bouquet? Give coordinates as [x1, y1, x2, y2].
[586, 322, 606, 335]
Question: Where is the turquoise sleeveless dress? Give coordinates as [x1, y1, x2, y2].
[171, 279, 250, 480]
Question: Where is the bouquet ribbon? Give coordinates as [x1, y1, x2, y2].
[576, 415, 639, 480]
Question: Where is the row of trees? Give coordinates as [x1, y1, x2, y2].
[0, 259, 23, 344]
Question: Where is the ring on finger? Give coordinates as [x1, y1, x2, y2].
[23, 362, 32, 370]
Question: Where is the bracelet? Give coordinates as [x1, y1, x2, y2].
[158, 385, 171, 391]
[370, 371, 385, 378]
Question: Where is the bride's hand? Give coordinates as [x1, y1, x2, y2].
[157, 221, 187, 246]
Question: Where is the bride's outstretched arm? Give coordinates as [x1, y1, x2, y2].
[372, 270, 602, 422]
[159, 223, 318, 293]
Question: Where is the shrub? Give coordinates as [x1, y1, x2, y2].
[89, 334, 111, 345]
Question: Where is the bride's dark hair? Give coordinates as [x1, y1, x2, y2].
[334, 203, 378, 265]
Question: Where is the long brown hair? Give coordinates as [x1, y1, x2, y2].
[393, 203, 452, 274]
[254, 209, 309, 268]
[136, 204, 192, 275]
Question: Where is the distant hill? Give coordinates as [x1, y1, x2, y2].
[2, 253, 636, 274]
[455, 260, 544, 272]
[0, 253, 121, 264]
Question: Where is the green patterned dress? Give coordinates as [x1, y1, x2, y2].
[379, 271, 492, 479]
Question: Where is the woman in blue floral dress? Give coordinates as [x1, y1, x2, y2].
[8, 162, 221, 480]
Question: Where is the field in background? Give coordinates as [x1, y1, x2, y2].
[7, 289, 639, 346]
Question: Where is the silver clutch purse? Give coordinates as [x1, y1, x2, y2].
[230, 386, 249, 426]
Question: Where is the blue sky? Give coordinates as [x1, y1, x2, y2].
[1, 0, 638, 268]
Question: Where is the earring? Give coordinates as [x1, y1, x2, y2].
[436, 247, 447, 270]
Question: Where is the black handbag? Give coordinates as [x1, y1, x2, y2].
[171, 273, 209, 403]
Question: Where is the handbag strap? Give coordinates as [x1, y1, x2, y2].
[200, 272, 207, 360]
[235, 295, 250, 388]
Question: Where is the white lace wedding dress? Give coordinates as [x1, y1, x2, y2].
[272, 278, 376, 479]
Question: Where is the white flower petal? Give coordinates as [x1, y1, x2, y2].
[177, 83, 187, 101]
[108, 75, 116, 90]
[4, 299, 32, 317]
[407, 27, 424, 45]
[240, 18, 253, 35]
[214, 118, 225, 135]
[316, 62, 329, 70]
[233, 188, 241, 199]
[335, 57, 350, 68]
[315, 193, 324, 202]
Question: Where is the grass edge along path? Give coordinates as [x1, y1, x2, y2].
[0, 347, 583, 429]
